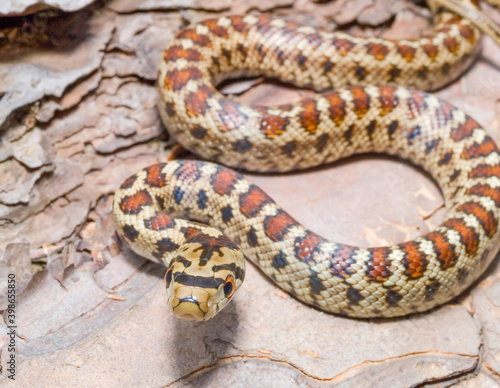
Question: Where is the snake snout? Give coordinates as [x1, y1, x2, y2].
[169, 285, 213, 321]
[173, 296, 207, 321]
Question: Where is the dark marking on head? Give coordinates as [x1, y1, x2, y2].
[153, 238, 180, 260]
[174, 273, 224, 289]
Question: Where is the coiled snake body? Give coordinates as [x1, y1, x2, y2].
[113, 1, 500, 320]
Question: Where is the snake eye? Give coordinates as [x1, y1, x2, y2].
[165, 267, 173, 288]
[223, 275, 235, 298]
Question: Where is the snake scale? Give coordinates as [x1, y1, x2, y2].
[113, 0, 500, 321]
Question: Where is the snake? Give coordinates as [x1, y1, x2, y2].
[113, 0, 500, 321]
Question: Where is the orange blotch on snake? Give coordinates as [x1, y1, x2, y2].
[211, 168, 239, 195]
[201, 19, 228, 38]
[299, 99, 320, 134]
[378, 85, 398, 115]
[457, 201, 498, 238]
[163, 45, 202, 62]
[350, 86, 371, 119]
[427, 232, 456, 270]
[176, 28, 211, 46]
[144, 212, 174, 231]
[264, 210, 297, 242]
[401, 241, 427, 278]
[120, 190, 153, 215]
[145, 164, 167, 187]
[397, 44, 416, 62]
[461, 138, 498, 159]
[366, 247, 392, 282]
[165, 68, 203, 91]
[239, 185, 271, 218]
[294, 232, 323, 262]
[467, 184, 500, 207]
[469, 164, 500, 180]
[260, 114, 289, 138]
[366, 42, 389, 61]
[324, 91, 346, 126]
[333, 37, 355, 56]
[442, 218, 480, 254]
[185, 85, 214, 116]
[451, 117, 479, 141]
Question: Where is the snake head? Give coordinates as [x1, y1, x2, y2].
[164, 227, 245, 321]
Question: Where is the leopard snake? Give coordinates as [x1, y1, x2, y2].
[113, 0, 500, 321]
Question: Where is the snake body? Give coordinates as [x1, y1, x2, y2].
[113, 2, 500, 320]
